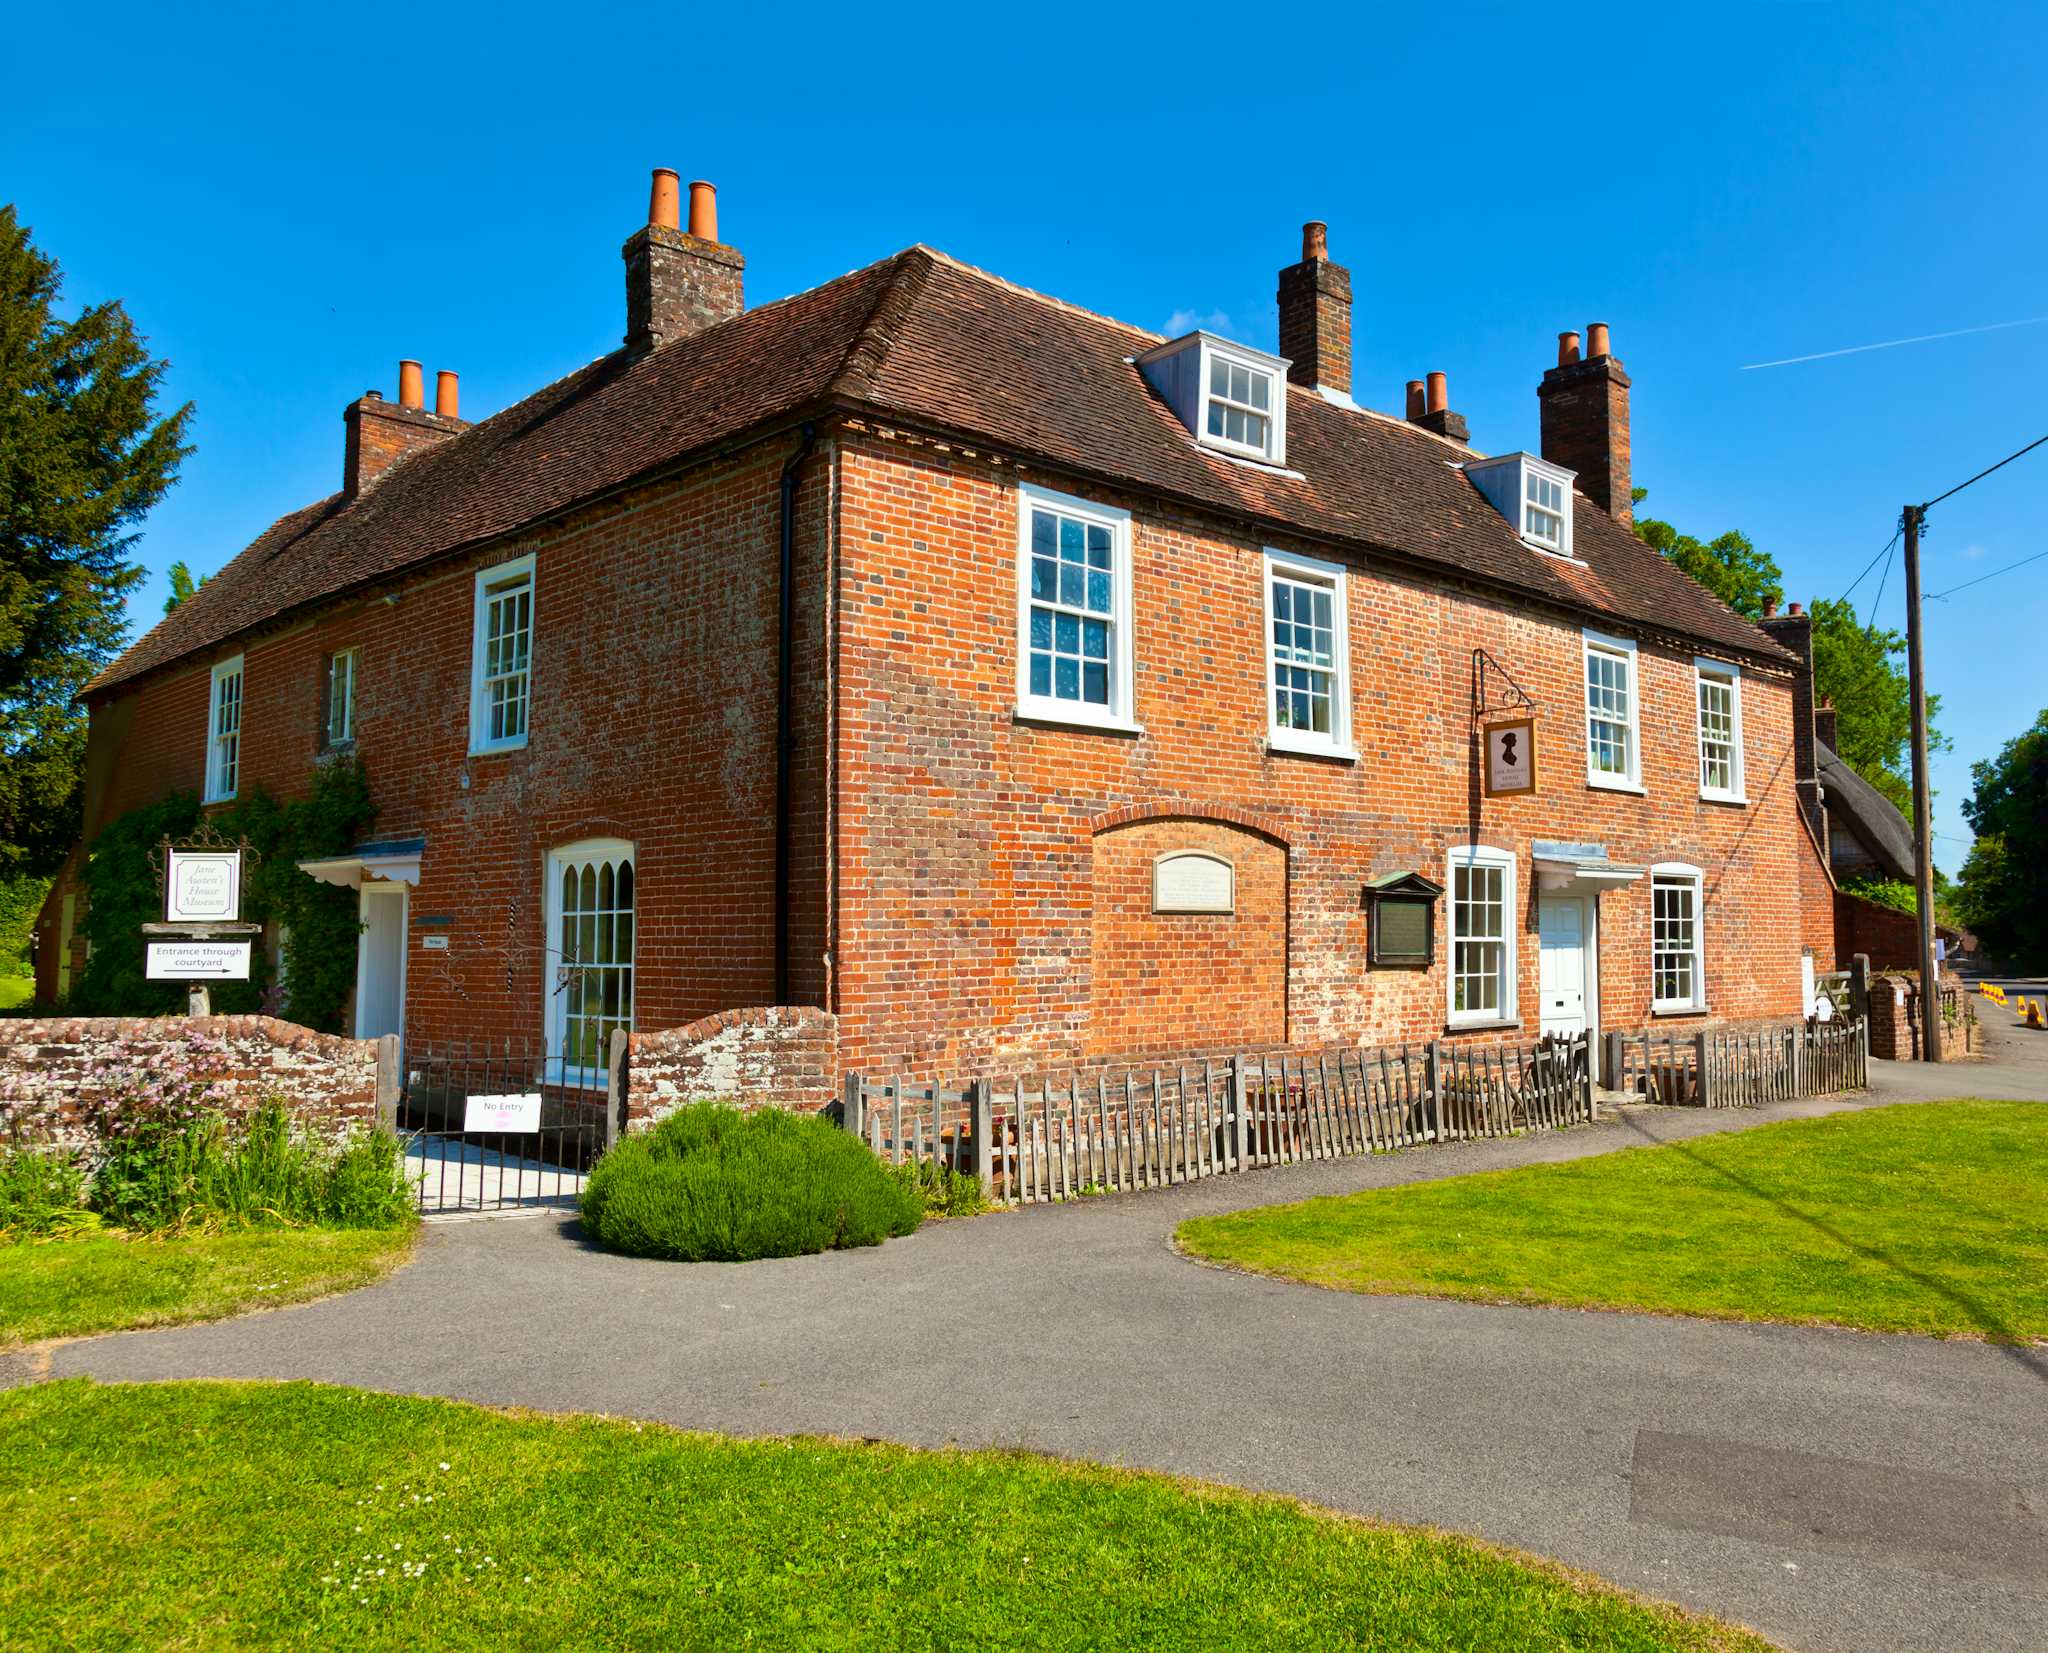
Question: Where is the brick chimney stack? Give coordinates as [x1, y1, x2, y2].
[1277, 221, 1351, 398]
[1814, 696, 1839, 753]
[1538, 322, 1632, 524]
[1409, 370, 1468, 442]
[623, 168, 744, 353]
[1760, 601, 1824, 840]
[343, 360, 467, 498]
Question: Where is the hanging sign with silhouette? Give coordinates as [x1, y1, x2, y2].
[1483, 717, 1538, 797]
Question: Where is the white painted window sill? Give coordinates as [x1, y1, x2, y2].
[1266, 731, 1358, 763]
[1651, 1004, 1711, 1019]
[1447, 1017, 1521, 1033]
[1699, 791, 1749, 807]
[468, 737, 530, 758]
[1587, 776, 1647, 795]
[1012, 705, 1143, 737]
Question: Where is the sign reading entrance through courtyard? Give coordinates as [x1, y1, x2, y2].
[146, 940, 252, 980]
[1482, 717, 1537, 797]
[165, 847, 242, 923]
[464, 1092, 543, 1133]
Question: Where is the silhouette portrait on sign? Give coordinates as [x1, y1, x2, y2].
[1499, 730, 1519, 768]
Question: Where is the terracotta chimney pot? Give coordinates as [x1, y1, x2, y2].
[1788, 601, 1804, 616]
[435, 370, 459, 419]
[648, 168, 681, 232]
[1586, 322, 1612, 358]
[688, 180, 718, 242]
[1405, 379, 1426, 419]
[398, 359, 425, 411]
[1558, 330, 1582, 366]
[1426, 371, 1448, 415]
[1302, 221, 1328, 261]
[1762, 597, 1780, 618]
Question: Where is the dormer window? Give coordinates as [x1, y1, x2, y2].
[1137, 332, 1289, 467]
[1524, 468, 1565, 550]
[1206, 355, 1274, 456]
[1465, 452, 1577, 560]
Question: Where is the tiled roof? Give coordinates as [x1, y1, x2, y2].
[93, 246, 1790, 694]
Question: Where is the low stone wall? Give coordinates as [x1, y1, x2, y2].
[1866, 974, 1980, 1061]
[620, 1007, 838, 1125]
[0, 1015, 383, 1151]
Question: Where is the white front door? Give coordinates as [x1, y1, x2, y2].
[355, 883, 408, 1041]
[1538, 896, 1589, 1043]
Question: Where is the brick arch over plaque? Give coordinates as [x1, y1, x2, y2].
[1089, 801, 1290, 847]
[1087, 815, 1287, 1058]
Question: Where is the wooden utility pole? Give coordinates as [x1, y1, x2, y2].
[1902, 504, 1942, 1062]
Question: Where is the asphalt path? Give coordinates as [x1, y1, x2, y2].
[21, 1020, 2048, 1653]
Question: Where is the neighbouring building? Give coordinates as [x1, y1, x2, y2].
[39, 171, 1825, 1093]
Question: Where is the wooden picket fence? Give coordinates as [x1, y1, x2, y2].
[1607, 1016, 1867, 1109]
[844, 1033, 1592, 1207]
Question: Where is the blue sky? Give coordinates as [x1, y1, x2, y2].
[6, 1, 2042, 870]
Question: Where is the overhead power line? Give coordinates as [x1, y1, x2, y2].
[1920, 431, 2048, 511]
[1837, 526, 1901, 606]
[1927, 545, 2048, 600]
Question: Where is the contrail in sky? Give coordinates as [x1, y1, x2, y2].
[1741, 314, 2048, 369]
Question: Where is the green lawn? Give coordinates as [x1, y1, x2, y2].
[0, 1380, 1772, 1652]
[0, 973, 35, 1010]
[1178, 1100, 2047, 1343]
[0, 1227, 415, 1346]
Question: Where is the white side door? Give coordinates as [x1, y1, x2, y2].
[354, 883, 408, 1041]
[1538, 896, 1588, 1043]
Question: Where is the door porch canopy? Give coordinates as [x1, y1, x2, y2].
[297, 836, 426, 889]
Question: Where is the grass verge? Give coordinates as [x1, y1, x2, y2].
[1177, 1100, 2046, 1343]
[0, 1379, 1773, 1651]
[0, 1227, 415, 1346]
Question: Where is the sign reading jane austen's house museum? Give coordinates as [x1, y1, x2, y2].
[164, 847, 242, 924]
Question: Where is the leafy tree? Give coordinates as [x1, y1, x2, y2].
[0, 204, 192, 876]
[1632, 488, 1785, 619]
[162, 560, 204, 615]
[1808, 597, 1947, 815]
[1955, 708, 2048, 963]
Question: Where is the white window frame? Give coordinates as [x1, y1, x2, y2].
[543, 837, 637, 1087]
[326, 647, 357, 748]
[1262, 549, 1355, 759]
[1694, 657, 1746, 803]
[1650, 862, 1707, 1014]
[469, 553, 535, 755]
[1014, 483, 1139, 734]
[1445, 844, 1519, 1029]
[1582, 629, 1643, 792]
[1201, 339, 1285, 464]
[205, 654, 244, 802]
[1523, 466, 1568, 554]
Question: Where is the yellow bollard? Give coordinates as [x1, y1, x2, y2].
[2028, 999, 2045, 1031]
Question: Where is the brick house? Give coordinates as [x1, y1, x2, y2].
[39, 170, 1827, 1093]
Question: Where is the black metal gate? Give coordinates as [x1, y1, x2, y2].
[400, 1039, 615, 1216]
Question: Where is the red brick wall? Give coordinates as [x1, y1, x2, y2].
[0, 1015, 378, 1150]
[1835, 890, 1924, 972]
[72, 431, 832, 1047]
[1088, 815, 1287, 1057]
[1797, 810, 1837, 973]
[621, 1006, 836, 1122]
[831, 429, 1807, 1078]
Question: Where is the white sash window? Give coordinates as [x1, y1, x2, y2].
[546, 840, 635, 1084]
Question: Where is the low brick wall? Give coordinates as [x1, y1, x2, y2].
[621, 1006, 838, 1125]
[0, 1015, 382, 1151]
[1865, 974, 1979, 1061]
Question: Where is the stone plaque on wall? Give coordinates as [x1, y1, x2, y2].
[1153, 851, 1234, 914]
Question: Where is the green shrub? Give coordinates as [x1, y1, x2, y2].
[580, 1103, 922, 1262]
[0, 1148, 96, 1240]
[94, 1099, 412, 1234]
[892, 1156, 987, 1219]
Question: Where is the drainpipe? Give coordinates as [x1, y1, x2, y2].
[774, 422, 818, 1005]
